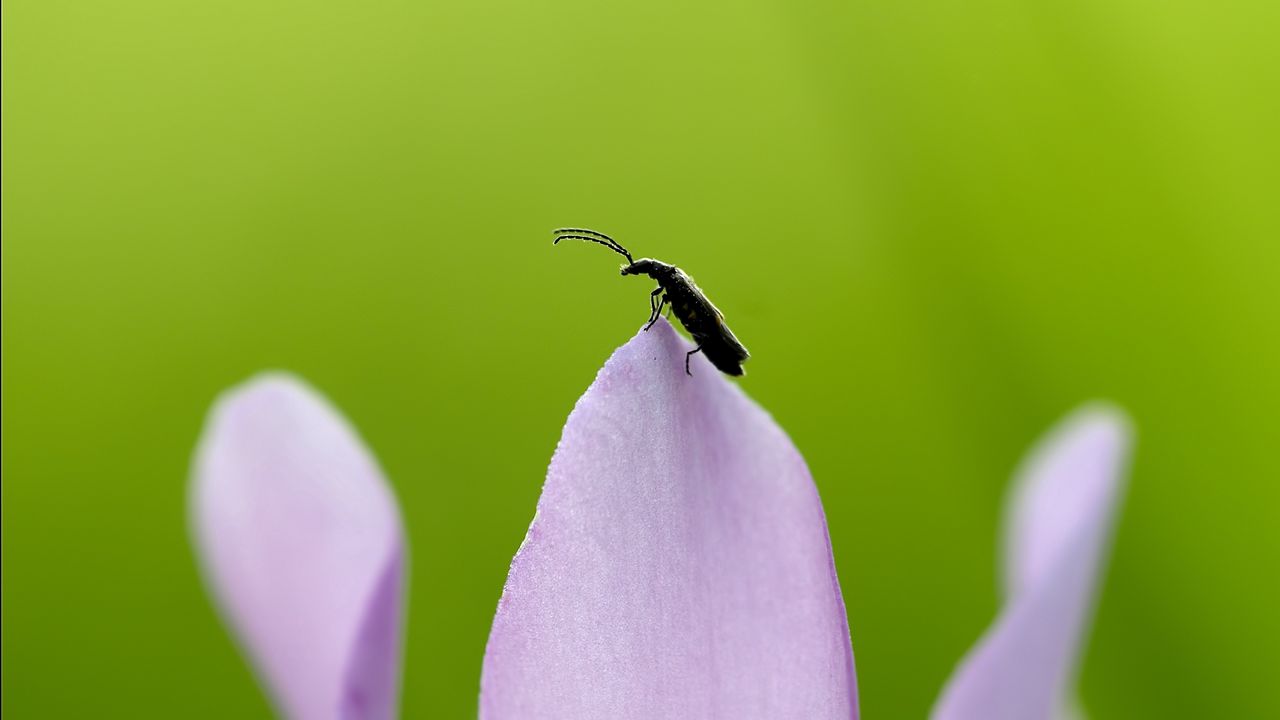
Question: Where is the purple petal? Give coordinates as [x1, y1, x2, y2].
[931, 405, 1132, 720]
[190, 374, 406, 720]
[480, 319, 858, 720]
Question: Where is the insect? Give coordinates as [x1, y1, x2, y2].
[553, 227, 750, 377]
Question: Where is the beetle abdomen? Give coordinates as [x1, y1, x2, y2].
[701, 342, 747, 376]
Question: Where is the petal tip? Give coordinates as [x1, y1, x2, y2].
[1013, 401, 1135, 514]
[1055, 401, 1134, 447]
[204, 371, 321, 424]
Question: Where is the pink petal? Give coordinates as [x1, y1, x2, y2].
[190, 374, 406, 720]
[480, 319, 858, 720]
[931, 405, 1132, 720]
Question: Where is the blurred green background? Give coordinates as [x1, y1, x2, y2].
[3, 0, 1277, 715]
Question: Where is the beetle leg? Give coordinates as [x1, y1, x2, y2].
[685, 346, 702, 376]
[645, 297, 667, 331]
[645, 288, 665, 331]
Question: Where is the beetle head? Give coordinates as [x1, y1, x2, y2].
[621, 259, 656, 276]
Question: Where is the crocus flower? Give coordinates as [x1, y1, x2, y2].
[931, 400, 1129, 720]
[191, 375, 406, 720]
[190, 318, 1130, 720]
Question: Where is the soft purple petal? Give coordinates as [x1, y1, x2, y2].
[931, 405, 1132, 720]
[480, 319, 857, 720]
[191, 373, 406, 720]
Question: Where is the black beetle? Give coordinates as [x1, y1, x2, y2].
[553, 227, 750, 377]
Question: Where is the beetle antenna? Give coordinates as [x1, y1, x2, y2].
[552, 228, 634, 264]
[554, 227, 617, 243]
[553, 228, 628, 255]
[553, 234, 634, 263]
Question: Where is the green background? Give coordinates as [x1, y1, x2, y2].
[3, 0, 1277, 715]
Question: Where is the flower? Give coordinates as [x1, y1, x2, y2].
[190, 374, 406, 720]
[931, 403, 1130, 720]
[189, 319, 1130, 720]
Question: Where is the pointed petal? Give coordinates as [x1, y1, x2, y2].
[191, 374, 406, 720]
[481, 320, 858, 720]
[931, 405, 1132, 720]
